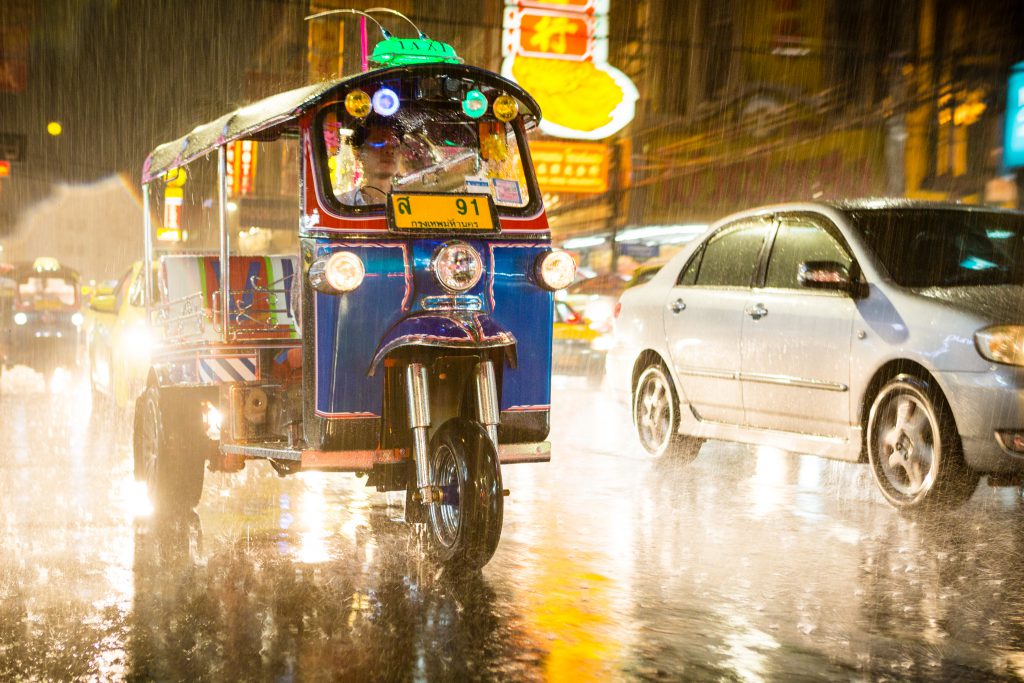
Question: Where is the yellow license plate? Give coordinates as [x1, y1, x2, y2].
[388, 193, 498, 232]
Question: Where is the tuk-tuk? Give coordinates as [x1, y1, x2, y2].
[4, 257, 84, 380]
[135, 27, 575, 569]
[0, 263, 13, 384]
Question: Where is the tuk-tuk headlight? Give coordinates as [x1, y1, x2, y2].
[310, 251, 365, 294]
[434, 243, 483, 292]
[535, 250, 576, 291]
[13, 312, 27, 326]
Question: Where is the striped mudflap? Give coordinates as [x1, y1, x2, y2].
[197, 355, 259, 383]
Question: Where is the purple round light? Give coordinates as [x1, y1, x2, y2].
[372, 87, 400, 116]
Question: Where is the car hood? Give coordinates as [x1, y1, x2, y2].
[913, 285, 1024, 323]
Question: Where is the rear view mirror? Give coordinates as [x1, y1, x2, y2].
[798, 261, 851, 292]
[89, 294, 116, 314]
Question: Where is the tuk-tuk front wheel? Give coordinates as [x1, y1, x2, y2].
[134, 386, 206, 514]
[425, 418, 503, 571]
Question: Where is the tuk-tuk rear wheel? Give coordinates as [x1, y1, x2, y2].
[134, 386, 205, 514]
[425, 417, 503, 571]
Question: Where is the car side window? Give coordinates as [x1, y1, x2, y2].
[694, 221, 770, 288]
[112, 268, 133, 310]
[765, 216, 852, 289]
[676, 246, 704, 286]
[128, 271, 145, 308]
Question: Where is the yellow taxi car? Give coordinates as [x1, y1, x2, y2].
[85, 261, 156, 409]
[552, 300, 611, 387]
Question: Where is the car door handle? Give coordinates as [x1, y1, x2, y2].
[744, 304, 768, 320]
[669, 298, 686, 314]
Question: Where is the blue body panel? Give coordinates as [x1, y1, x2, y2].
[308, 237, 553, 418]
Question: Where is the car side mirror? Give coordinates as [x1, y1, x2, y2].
[89, 294, 117, 314]
[797, 261, 852, 293]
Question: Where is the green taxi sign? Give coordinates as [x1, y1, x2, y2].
[370, 37, 461, 67]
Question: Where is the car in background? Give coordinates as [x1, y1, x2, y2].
[5, 257, 84, 381]
[552, 300, 611, 387]
[85, 261, 155, 408]
[624, 264, 663, 290]
[561, 272, 629, 334]
[608, 200, 1024, 511]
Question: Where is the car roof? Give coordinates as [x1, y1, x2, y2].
[711, 198, 1023, 227]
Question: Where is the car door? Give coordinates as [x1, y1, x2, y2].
[110, 264, 146, 400]
[740, 213, 856, 437]
[664, 218, 772, 424]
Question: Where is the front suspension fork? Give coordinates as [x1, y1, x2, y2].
[405, 359, 500, 503]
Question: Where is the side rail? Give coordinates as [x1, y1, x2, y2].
[156, 254, 300, 346]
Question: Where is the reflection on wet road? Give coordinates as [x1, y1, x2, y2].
[3, 366, 1024, 680]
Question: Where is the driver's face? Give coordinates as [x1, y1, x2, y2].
[362, 128, 401, 182]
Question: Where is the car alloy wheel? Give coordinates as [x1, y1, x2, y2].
[874, 389, 939, 497]
[867, 375, 979, 510]
[634, 365, 676, 456]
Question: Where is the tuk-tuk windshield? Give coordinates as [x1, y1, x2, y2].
[320, 105, 532, 211]
[16, 274, 79, 309]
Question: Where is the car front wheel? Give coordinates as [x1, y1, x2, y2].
[633, 363, 703, 461]
[866, 375, 978, 511]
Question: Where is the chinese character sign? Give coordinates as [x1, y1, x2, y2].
[225, 140, 259, 196]
[501, 0, 638, 140]
[530, 140, 609, 194]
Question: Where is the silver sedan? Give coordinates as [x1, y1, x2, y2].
[608, 200, 1024, 510]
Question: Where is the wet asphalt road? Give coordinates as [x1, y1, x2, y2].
[3, 367, 1024, 681]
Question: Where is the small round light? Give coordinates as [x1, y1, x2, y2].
[309, 251, 365, 293]
[462, 89, 488, 119]
[345, 90, 372, 118]
[47, 121, 62, 136]
[71, 312, 84, 327]
[372, 87, 400, 117]
[493, 94, 519, 122]
[13, 312, 27, 325]
[434, 243, 483, 292]
[536, 250, 576, 291]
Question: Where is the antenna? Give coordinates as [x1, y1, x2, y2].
[365, 8, 429, 40]
[304, 8, 393, 40]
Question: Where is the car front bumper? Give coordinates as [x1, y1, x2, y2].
[938, 366, 1024, 473]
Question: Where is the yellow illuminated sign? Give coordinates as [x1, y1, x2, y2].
[530, 140, 609, 194]
[387, 193, 498, 232]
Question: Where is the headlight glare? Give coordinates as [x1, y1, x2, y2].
[71, 312, 84, 327]
[310, 251, 365, 294]
[536, 250, 576, 291]
[13, 312, 27, 326]
[433, 242, 483, 292]
[975, 325, 1024, 366]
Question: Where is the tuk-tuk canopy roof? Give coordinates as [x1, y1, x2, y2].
[142, 64, 542, 184]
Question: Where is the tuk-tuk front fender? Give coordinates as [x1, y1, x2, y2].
[368, 313, 517, 376]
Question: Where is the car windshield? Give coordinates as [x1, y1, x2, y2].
[319, 103, 532, 211]
[17, 275, 78, 308]
[851, 209, 1024, 288]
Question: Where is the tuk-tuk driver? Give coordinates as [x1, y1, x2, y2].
[341, 123, 402, 206]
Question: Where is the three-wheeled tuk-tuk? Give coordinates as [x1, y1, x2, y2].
[4, 258, 84, 381]
[134, 31, 575, 569]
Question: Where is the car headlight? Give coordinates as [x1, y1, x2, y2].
[535, 250, 576, 291]
[309, 251, 365, 294]
[123, 324, 156, 359]
[71, 312, 84, 327]
[975, 325, 1024, 366]
[585, 301, 615, 330]
[433, 242, 483, 292]
[13, 312, 27, 326]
